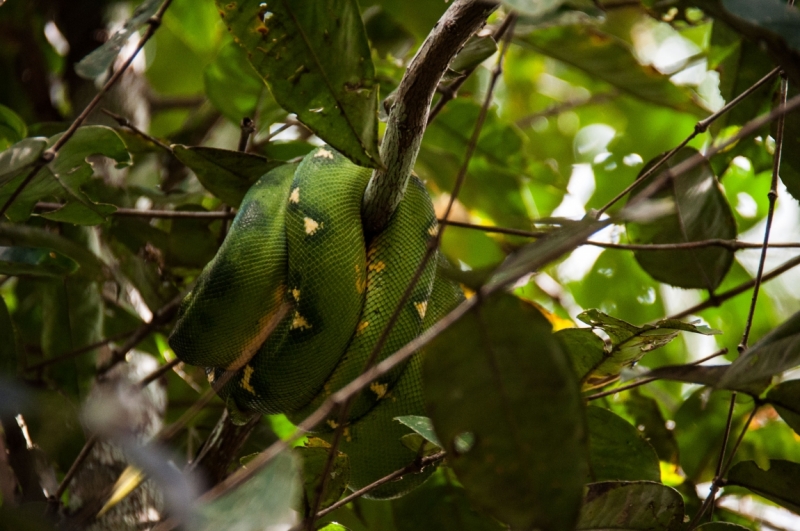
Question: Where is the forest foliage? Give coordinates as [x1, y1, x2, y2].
[2, 0, 800, 530]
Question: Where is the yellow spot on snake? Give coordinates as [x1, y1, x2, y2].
[356, 321, 369, 335]
[428, 223, 439, 237]
[414, 301, 428, 320]
[369, 260, 386, 273]
[304, 217, 322, 235]
[314, 148, 334, 159]
[460, 284, 475, 299]
[370, 381, 388, 399]
[291, 288, 301, 301]
[343, 427, 352, 442]
[289, 187, 300, 203]
[292, 312, 312, 330]
[327, 419, 338, 429]
[355, 264, 366, 293]
[241, 365, 256, 394]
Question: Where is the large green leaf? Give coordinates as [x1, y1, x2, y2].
[0, 246, 79, 277]
[766, 379, 800, 435]
[517, 20, 705, 115]
[576, 481, 684, 530]
[294, 440, 350, 515]
[0, 223, 107, 280]
[720, 310, 800, 389]
[217, 0, 380, 167]
[624, 390, 679, 464]
[199, 451, 300, 530]
[587, 407, 661, 482]
[423, 293, 587, 531]
[172, 145, 284, 207]
[391, 469, 505, 531]
[725, 460, 800, 514]
[0, 137, 47, 187]
[643, 364, 769, 396]
[626, 147, 737, 290]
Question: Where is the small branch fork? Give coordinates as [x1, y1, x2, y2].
[0, 0, 175, 218]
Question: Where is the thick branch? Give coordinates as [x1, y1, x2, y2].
[361, 0, 498, 234]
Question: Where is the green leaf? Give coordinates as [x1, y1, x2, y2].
[623, 390, 679, 464]
[172, 145, 284, 207]
[765, 379, 800, 435]
[572, 309, 718, 388]
[449, 35, 497, 74]
[0, 104, 27, 150]
[517, 20, 705, 115]
[37, 200, 118, 225]
[576, 481, 684, 530]
[423, 293, 587, 531]
[555, 328, 606, 384]
[726, 460, 800, 514]
[74, 0, 161, 79]
[391, 469, 505, 531]
[0, 223, 106, 280]
[643, 364, 769, 396]
[779, 92, 800, 202]
[587, 407, 661, 482]
[0, 126, 131, 222]
[0, 137, 47, 186]
[720, 310, 800, 389]
[217, 0, 381, 168]
[488, 217, 610, 291]
[199, 451, 300, 530]
[394, 415, 442, 447]
[0, 246, 79, 277]
[294, 441, 350, 515]
[626, 147, 737, 290]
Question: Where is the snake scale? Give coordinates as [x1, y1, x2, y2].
[169, 147, 463, 499]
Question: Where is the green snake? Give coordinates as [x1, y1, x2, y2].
[169, 147, 463, 499]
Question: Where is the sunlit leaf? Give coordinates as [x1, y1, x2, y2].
[626, 147, 737, 290]
[726, 460, 800, 514]
[217, 0, 381, 167]
[587, 407, 661, 482]
[576, 481, 684, 530]
[423, 293, 587, 531]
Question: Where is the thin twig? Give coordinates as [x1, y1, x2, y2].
[585, 348, 729, 401]
[137, 358, 180, 388]
[101, 109, 173, 152]
[305, 452, 445, 527]
[97, 290, 185, 375]
[34, 203, 236, 219]
[669, 254, 800, 320]
[596, 66, 781, 217]
[0, 0, 174, 218]
[738, 73, 788, 353]
[24, 330, 134, 372]
[54, 435, 98, 499]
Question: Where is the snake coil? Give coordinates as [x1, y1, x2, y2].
[170, 147, 463, 498]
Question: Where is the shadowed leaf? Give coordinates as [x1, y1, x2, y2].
[765, 380, 800, 435]
[726, 460, 800, 513]
[577, 481, 684, 530]
[587, 407, 661, 482]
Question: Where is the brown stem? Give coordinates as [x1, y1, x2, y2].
[361, 0, 498, 235]
[101, 108, 173, 152]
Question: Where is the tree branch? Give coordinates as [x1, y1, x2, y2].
[361, 0, 498, 234]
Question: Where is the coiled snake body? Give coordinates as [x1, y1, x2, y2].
[170, 147, 462, 498]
